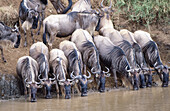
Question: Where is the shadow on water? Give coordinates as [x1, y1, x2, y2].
[1, 87, 170, 111]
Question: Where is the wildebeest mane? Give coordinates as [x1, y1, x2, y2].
[35, 53, 48, 77]
[142, 41, 163, 67]
[40, 0, 48, 5]
[118, 40, 136, 67]
[101, 45, 125, 68]
[68, 49, 81, 73]
[118, 40, 133, 55]
[21, 57, 37, 81]
[133, 43, 144, 67]
[82, 40, 100, 68]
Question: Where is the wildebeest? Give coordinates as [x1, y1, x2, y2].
[29, 42, 55, 98]
[59, 40, 83, 93]
[35, 0, 73, 34]
[120, 29, 150, 88]
[50, 0, 72, 14]
[0, 22, 21, 62]
[71, 29, 110, 92]
[42, 10, 102, 48]
[97, 2, 140, 89]
[16, 56, 42, 102]
[94, 35, 138, 89]
[72, 0, 92, 12]
[134, 30, 169, 87]
[19, 0, 39, 47]
[49, 48, 74, 99]
[70, 71, 92, 96]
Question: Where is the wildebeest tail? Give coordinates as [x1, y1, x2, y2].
[43, 22, 47, 45]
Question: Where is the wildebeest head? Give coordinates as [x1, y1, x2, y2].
[100, 0, 113, 17]
[0, 22, 21, 48]
[126, 66, 141, 90]
[25, 79, 42, 102]
[27, 8, 39, 29]
[38, 73, 56, 99]
[95, 0, 113, 31]
[12, 24, 21, 48]
[58, 76, 75, 99]
[71, 71, 92, 97]
[94, 67, 110, 92]
[155, 65, 169, 87]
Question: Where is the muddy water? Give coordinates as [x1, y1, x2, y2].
[1, 87, 170, 111]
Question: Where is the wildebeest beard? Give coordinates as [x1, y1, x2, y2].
[40, 0, 48, 5]
[32, 15, 39, 29]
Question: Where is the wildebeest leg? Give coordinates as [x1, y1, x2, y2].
[28, 88, 31, 102]
[0, 45, 6, 62]
[55, 83, 59, 96]
[23, 29, 27, 47]
[24, 85, 27, 100]
[44, 87, 47, 98]
[72, 83, 80, 95]
[84, 64, 86, 75]
[112, 68, 118, 88]
[36, 12, 44, 35]
[48, 33, 55, 49]
[139, 73, 146, 88]
[133, 74, 139, 90]
[31, 29, 35, 44]
[147, 71, 152, 87]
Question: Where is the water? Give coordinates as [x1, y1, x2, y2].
[0, 87, 170, 111]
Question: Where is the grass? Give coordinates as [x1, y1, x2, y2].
[110, 0, 170, 30]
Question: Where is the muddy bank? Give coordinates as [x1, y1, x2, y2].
[0, 73, 20, 99]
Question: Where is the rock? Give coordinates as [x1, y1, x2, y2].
[0, 73, 21, 99]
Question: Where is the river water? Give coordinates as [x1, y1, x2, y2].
[0, 87, 170, 111]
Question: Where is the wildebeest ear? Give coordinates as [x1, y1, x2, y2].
[87, 80, 93, 84]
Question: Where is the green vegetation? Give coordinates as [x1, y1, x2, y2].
[109, 0, 170, 30]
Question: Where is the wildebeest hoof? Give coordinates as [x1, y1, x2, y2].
[146, 83, 152, 88]
[65, 95, 71, 99]
[133, 87, 139, 90]
[162, 84, 168, 87]
[24, 43, 27, 47]
[99, 89, 105, 93]
[46, 95, 52, 99]
[2, 58, 6, 63]
[81, 93, 87, 97]
[36, 31, 40, 35]
[31, 98, 37, 102]
[140, 85, 146, 88]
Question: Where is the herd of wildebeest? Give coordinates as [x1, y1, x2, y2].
[0, 0, 169, 102]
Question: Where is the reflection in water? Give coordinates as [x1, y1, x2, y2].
[1, 87, 170, 111]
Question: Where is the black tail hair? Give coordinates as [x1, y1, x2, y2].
[43, 23, 47, 45]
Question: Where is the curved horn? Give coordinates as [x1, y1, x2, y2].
[70, 71, 75, 79]
[38, 74, 46, 82]
[105, 73, 111, 77]
[108, 0, 112, 9]
[25, 78, 32, 84]
[103, 67, 110, 73]
[155, 65, 164, 69]
[101, 0, 104, 8]
[57, 74, 65, 82]
[70, 71, 82, 79]
[91, 66, 100, 74]
[85, 70, 91, 79]
[59, 82, 65, 86]
[49, 73, 56, 81]
[125, 65, 131, 72]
